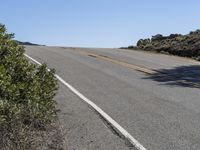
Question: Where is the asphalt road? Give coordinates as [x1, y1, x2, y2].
[25, 46, 200, 150]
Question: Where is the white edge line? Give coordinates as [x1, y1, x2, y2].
[24, 54, 147, 150]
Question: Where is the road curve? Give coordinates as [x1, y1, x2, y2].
[25, 46, 200, 150]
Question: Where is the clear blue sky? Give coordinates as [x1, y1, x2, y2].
[1, 0, 200, 48]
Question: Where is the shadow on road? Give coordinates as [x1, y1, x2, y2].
[143, 65, 200, 88]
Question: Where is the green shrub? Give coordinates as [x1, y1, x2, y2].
[151, 34, 164, 42]
[0, 24, 58, 149]
[133, 29, 200, 60]
[137, 38, 150, 47]
[127, 45, 134, 49]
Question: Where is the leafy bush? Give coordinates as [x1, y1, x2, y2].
[151, 34, 164, 42]
[136, 38, 150, 47]
[0, 24, 58, 149]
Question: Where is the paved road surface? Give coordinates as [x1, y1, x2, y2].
[25, 46, 200, 150]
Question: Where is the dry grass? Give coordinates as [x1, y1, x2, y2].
[0, 118, 65, 150]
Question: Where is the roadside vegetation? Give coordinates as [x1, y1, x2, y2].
[124, 29, 200, 60]
[0, 24, 60, 149]
[14, 40, 45, 46]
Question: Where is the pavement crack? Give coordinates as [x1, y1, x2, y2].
[86, 105, 136, 150]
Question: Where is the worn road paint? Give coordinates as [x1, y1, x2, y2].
[66, 49, 200, 88]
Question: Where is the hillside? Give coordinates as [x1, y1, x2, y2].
[126, 29, 200, 60]
[15, 40, 44, 46]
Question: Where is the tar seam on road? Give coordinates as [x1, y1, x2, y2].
[68, 49, 200, 88]
[65, 48, 157, 74]
[24, 54, 147, 150]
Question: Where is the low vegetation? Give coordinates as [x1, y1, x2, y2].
[0, 24, 59, 149]
[14, 40, 45, 46]
[125, 29, 200, 60]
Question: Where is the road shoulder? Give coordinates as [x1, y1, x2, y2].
[56, 83, 131, 150]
